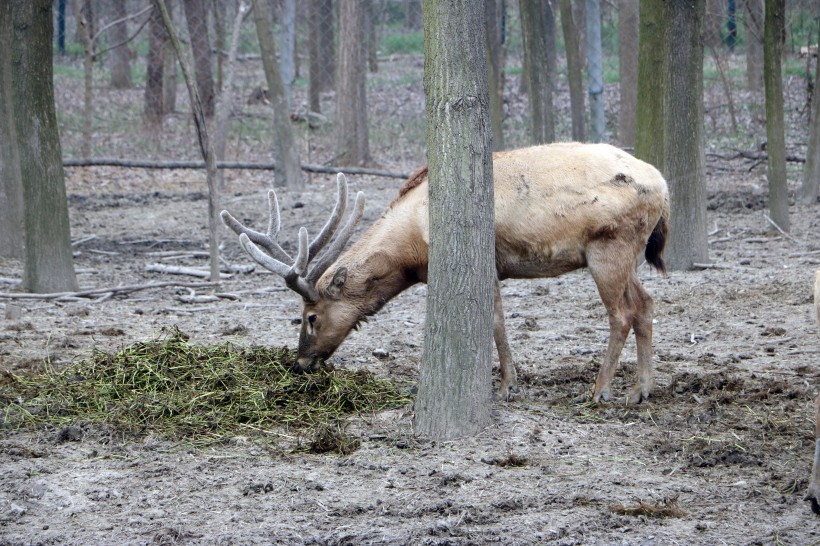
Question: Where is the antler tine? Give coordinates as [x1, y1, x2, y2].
[307, 173, 348, 261]
[306, 190, 366, 285]
[220, 194, 292, 264]
[238, 232, 319, 302]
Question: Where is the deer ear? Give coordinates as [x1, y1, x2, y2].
[327, 267, 347, 298]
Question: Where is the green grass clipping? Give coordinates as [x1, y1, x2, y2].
[1, 327, 412, 448]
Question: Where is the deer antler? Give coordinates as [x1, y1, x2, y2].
[221, 173, 365, 302]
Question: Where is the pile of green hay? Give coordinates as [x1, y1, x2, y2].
[0, 327, 412, 446]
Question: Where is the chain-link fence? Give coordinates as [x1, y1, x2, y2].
[53, 1, 816, 183]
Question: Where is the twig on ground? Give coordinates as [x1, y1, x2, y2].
[145, 263, 232, 279]
[0, 281, 218, 300]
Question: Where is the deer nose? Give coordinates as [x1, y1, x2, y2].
[295, 355, 323, 373]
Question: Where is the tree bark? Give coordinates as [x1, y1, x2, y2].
[0, 0, 24, 259]
[252, 0, 303, 189]
[181, 0, 215, 117]
[144, 3, 167, 126]
[11, 0, 78, 292]
[108, 0, 133, 89]
[336, 0, 371, 166]
[664, 0, 709, 271]
[70, 0, 94, 158]
[617, 0, 638, 147]
[278, 0, 296, 108]
[519, 0, 555, 144]
[559, 0, 585, 141]
[415, 0, 494, 440]
[743, 0, 764, 93]
[763, 0, 789, 232]
[585, 0, 604, 142]
[634, 0, 665, 171]
[485, 0, 505, 150]
[802, 43, 820, 205]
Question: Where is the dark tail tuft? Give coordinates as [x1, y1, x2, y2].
[645, 214, 668, 276]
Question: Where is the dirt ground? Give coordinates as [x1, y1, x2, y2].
[1, 161, 819, 545]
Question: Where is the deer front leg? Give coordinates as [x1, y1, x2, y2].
[494, 280, 517, 400]
[806, 394, 820, 515]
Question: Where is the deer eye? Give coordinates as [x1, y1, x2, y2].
[308, 314, 317, 325]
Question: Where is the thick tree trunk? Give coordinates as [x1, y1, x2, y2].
[617, 0, 638, 147]
[108, 0, 133, 89]
[11, 0, 78, 292]
[634, 0, 665, 171]
[144, 3, 167, 126]
[252, 0, 303, 189]
[802, 45, 820, 205]
[416, 0, 495, 440]
[763, 0, 789, 232]
[0, 0, 24, 259]
[182, 0, 215, 117]
[664, 0, 709, 271]
[519, 0, 554, 144]
[336, 0, 371, 166]
[559, 0, 584, 142]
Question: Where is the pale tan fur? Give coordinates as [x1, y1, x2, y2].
[300, 143, 670, 403]
[808, 270, 820, 514]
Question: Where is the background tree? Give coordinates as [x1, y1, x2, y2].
[519, 0, 555, 144]
[617, 0, 638, 147]
[144, 3, 168, 126]
[336, 0, 371, 166]
[802, 42, 820, 205]
[11, 0, 78, 292]
[635, 0, 666, 171]
[415, 0, 495, 440]
[763, 0, 789, 232]
[108, 0, 133, 89]
[278, 0, 296, 108]
[485, 0, 506, 150]
[181, 0, 215, 118]
[70, 0, 94, 158]
[0, 0, 23, 259]
[664, 0, 709, 270]
[308, 0, 334, 114]
[585, 0, 604, 142]
[559, 0, 585, 141]
[252, 0, 303, 189]
[743, 0, 764, 93]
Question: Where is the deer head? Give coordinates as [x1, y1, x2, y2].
[221, 173, 365, 371]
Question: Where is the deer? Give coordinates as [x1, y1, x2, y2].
[806, 270, 820, 514]
[221, 142, 671, 404]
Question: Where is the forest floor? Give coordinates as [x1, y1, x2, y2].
[1, 160, 819, 544]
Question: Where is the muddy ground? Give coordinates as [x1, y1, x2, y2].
[1, 164, 819, 545]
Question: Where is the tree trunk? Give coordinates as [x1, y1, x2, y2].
[585, 0, 604, 142]
[108, 0, 133, 89]
[163, 31, 178, 114]
[144, 3, 167, 126]
[743, 0, 764, 93]
[415, 0, 494, 440]
[404, 0, 421, 30]
[252, 0, 303, 189]
[703, 0, 723, 49]
[182, 0, 215, 117]
[71, 0, 94, 158]
[278, 0, 296, 108]
[0, 0, 24, 259]
[617, 0, 638, 147]
[763, 0, 789, 232]
[485, 0, 505, 150]
[336, 0, 371, 166]
[559, 0, 584, 141]
[634, 0, 666, 171]
[664, 0, 709, 271]
[212, 0, 225, 92]
[308, 0, 325, 112]
[519, 0, 554, 144]
[365, 0, 378, 73]
[802, 44, 820, 205]
[11, 0, 78, 292]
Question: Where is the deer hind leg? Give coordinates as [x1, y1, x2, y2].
[587, 241, 640, 403]
[626, 272, 655, 404]
[494, 279, 517, 400]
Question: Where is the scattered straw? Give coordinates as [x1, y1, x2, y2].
[609, 496, 688, 518]
[0, 327, 412, 447]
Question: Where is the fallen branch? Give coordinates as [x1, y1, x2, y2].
[145, 263, 232, 279]
[762, 213, 803, 245]
[0, 281, 218, 300]
[63, 158, 411, 180]
[692, 262, 733, 270]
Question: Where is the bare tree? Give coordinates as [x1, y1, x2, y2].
[743, 0, 764, 92]
[308, 0, 333, 113]
[10, 0, 78, 292]
[617, 0, 638, 147]
[0, 0, 23, 259]
[664, 0, 709, 270]
[108, 0, 133, 89]
[181, 0, 215, 117]
[519, 0, 555, 144]
[763, 0, 789, 232]
[252, 0, 303, 189]
[415, 0, 495, 439]
[560, 0, 585, 141]
[144, 3, 168, 126]
[485, 0, 506, 150]
[336, 0, 371, 166]
[803, 44, 820, 205]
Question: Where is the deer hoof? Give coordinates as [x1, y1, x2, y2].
[626, 385, 650, 405]
[593, 388, 611, 404]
